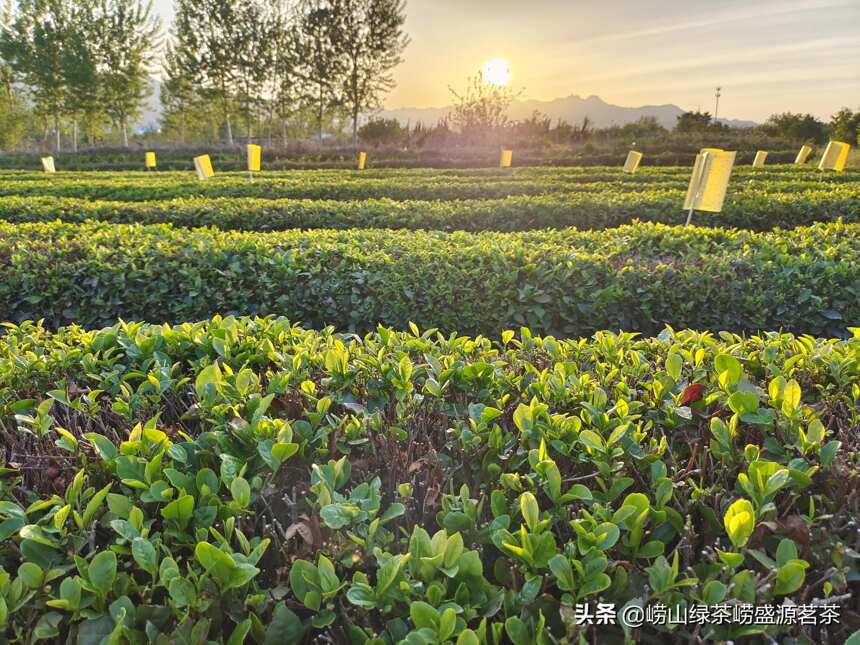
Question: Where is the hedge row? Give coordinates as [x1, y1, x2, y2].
[3, 164, 849, 180]
[1, 220, 857, 336]
[0, 318, 856, 642]
[0, 186, 857, 233]
[0, 143, 808, 169]
[0, 167, 855, 202]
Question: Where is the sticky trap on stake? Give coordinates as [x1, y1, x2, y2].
[41, 156, 55, 173]
[193, 154, 214, 181]
[499, 149, 513, 168]
[818, 140, 851, 172]
[683, 148, 737, 225]
[145, 151, 157, 170]
[357, 151, 367, 170]
[752, 151, 767, 167]
[795, 145, 812, 164]
[623, 150, 643, 173]
[247, 144, 261, 175]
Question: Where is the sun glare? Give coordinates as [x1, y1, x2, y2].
[482, 58, 511, 86]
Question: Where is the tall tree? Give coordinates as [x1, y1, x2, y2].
[1, 0, 69, 151]
[233, 0, 276, 140]
[61, 0, 100, 150]
[268, 2, 300, 147]
[0, 0, 14, 101]
[172, 0, 242, 145]
[94, 0, 161, 147]
[295, 0, 346, 141]
[160, 39, 196, 145]
[339, 0, 408, 144]
[0, 1, 28, 149]
[0, 0, 14, 98]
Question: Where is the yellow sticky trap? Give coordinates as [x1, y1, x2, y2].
[247, 144, 261, 172]
[500, 149, 513, 168]
[818, 140, 851, 171]
[623, 150, 643, 173]
[683, 148, 737, 213]
[752, 151, 767, 167]
[193, 154, 214, 180]
[145, 151, 156, 168]
[795, 145, 812, 164]
[357, 151, 367, 170]
[41, 156, 55, 173]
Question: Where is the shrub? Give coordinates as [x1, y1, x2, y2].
[0, 166, 856, 202]
[0, 319, 856, 641]
[0, 220, 857, 337]
[0, 187, 856, 233]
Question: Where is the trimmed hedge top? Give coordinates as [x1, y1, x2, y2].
[0, 166, 857, 202]
[0, 318, 856, 642]
[1, 220, 857, 336]
[0, 186, 857, 233]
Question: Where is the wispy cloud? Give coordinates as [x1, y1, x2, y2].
[573, 0, 857, 46]
[569, 36, 860, 85]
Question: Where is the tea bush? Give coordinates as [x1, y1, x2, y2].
[1, 220, 857, 336]
[0, 318, 856, 642]
[0, 166, 856, 202]
[0, 163, 858, 642]
[0, 186, 856, 233]
[0, 143, 804, 171]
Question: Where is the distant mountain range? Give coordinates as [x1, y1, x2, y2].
[375, 94, 757, 130]
[137, 84, 756, 132]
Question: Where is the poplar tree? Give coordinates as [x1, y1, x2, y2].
[61, 0, 100, 149]
[268, 2, 300, 147]
[1, 0, 69, 151]
[339, 0, 408, 145]
[295, 0, 347, 141]
[233, 0, 276, 140]
[0, 1, 27, 148]
[94, 0, 161, 147]
[160, 39, 196, 145]
[172, 0, 240, 145]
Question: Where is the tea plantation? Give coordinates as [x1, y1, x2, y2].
[0, 166, 857, 643]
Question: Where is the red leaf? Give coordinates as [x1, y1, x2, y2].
[781, 515, 811, 547]
[679, 383, 706, 406]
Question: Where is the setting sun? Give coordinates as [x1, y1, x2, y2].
[481, 58, 511, 86]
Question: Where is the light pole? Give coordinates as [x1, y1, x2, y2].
[714, 86, 722, 123]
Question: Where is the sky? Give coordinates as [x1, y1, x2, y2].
[150, 0, 860, 122]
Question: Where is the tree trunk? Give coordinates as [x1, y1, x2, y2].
[122, 119, 129, 148]
[246, 95, 254, 141]
[352, 105, 359, 147]
[281, 117, 287, 150]
[222, 94, 233, 146]
[219, 76, 234, 146]
[180, 113, 186, 146]
[73, 120, 78, 152]
[318, 84, 324, 142]
[54, 115, 61, 152]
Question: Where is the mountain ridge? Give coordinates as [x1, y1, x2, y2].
[373, 94, 757, 129]
[138, 83, 757, 132]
